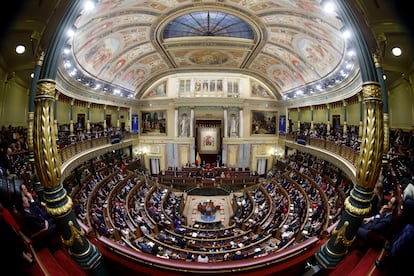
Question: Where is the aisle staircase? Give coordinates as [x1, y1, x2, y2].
[327, 247, 390, 276]
[28, 246, 87, 276]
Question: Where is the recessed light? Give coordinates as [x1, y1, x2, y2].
[391, 47, 402, 57]
[15, 44, 26, 54]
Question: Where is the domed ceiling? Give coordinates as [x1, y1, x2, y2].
[59, 0, 356, 102]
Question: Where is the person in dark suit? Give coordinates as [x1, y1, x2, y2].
[375, 223, 414, 273]
[21, 196, 58, 243]
[232, 250, 244, 260]
[356, 196, 398, 245]
[0, 146, 14, 176]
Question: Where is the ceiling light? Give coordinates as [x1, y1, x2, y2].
[341, 29, 351, 39]
[322, 1, 335, 13]
[15, 44, 26, 54]
[84, 1, 95, 11]
[391, 47, 402, 57]
[30, 72, 34, 78]
[383, 74, 386, 80]
[67, 29, 75, 37]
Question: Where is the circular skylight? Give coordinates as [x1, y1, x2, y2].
[163, 11, 254, 39]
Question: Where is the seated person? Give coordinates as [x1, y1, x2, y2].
[356, 196, 398, 248]
[185, 252, 195, 262]
[232, 250, 244, 260]
[375, 223, 414, 273]
[20, 184, 49, 219]
[140, 224, 150, 235]
[137, 242, 153, 254]
[21, 196, 57, 241]
[197, 253, 209, 263]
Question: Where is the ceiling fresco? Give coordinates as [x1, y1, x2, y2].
[63, 0, 351, 100]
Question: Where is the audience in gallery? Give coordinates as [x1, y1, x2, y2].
[0, 123, 412, 266]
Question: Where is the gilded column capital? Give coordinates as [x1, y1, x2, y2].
[373, 52, 383, 67]
[362, 82, 381, 99]
[36, 51, 45, 66]
[36, 79, 57, 98]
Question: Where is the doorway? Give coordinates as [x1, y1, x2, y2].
[332, 115, 340, 130]
[77, 113, 85, 130]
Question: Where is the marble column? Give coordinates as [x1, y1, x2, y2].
[224, 108, 228, 138]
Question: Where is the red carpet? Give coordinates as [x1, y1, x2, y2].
[53, 248, 88, 275]
[349, 248, 378, 275]
[35, 248, 68, 275]
[29, 247, 87, 276]
[328, 250, 362, 276]
[328, 247, 392, 276]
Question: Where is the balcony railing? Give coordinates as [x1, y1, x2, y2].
[285, 134, 359, 167]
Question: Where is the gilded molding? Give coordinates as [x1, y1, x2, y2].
[373, 52, 382, 68]
[332, 221, 355, 247]
[36, 51, 45, 66]
[344, 197, 371, 216]
[383, 113, 390, 154]
[361, 82, 381, 99]
[46, 196, 73, 216]
[27, 112, 34, 152]
[62, 220, 85, 247]
[355, 82, 383, 190]
[33, 80, 62, 189]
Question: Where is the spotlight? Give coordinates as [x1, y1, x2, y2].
[15, 44, 26, 54]
[391, 47, 402, 57]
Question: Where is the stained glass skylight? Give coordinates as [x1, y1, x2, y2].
[163, 11, 254, 39]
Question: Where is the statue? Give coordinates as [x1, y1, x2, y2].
[230, 114, 238, 137]
[180, 114, 188, 137]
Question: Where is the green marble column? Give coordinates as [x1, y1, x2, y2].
[34, 80, 108, 274]
[33, 1, 108, 274]
[315, 82, 383, 268]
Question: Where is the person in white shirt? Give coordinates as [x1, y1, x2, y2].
[197, 253, 209, 263]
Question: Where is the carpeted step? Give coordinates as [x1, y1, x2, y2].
[34, 247, 70, 276]
[349, 248, 379, 275]
[328, 249, 362, 276]
[53, 248, 88, 276]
